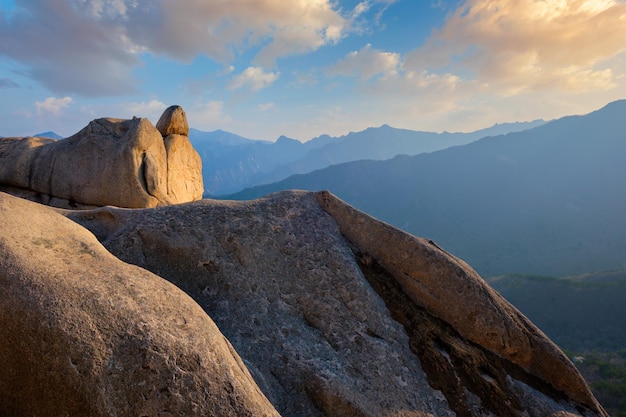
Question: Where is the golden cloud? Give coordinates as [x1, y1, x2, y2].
[405, 0, 626, 93]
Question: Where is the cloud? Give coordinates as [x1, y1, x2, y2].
[0, 1, 139, 96]
[327, 44, 400, 80]
[35, 96, 73, 115]
[129, 0, 347, 65]
[229, 67, 279, 91]
[0, 78, 19, 89]
[186, 100, 232, 130]
[121, 99, 168, 123]
[258, 102, 275, 111]
[404, 0, 626, 94]
[0, 0, 349, 96]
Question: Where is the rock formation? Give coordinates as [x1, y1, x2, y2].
[62, 190, 607, 417]
[0, 192, 279, 417]
[0, 106, 203, 208]
[0, 106, 609, 415]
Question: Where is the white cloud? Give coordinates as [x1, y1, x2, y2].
[327, 44, 400, 80]
[0, 0, 347, 96]
[35, 96, 73, 115]
[186, 100, 232, 131]
[123, 99, 167, 121]
[258, 102, 275, 111]
[229, 67, 280, 91]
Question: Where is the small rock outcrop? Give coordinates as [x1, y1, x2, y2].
[0, 192, 279, 417]
[65, 190, 608, 417]
[0, 106, 203, 208]
[157, 104, 189, 137]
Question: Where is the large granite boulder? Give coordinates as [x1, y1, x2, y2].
[0, 106, 203, 208]
[66, 190, 608, 417]
[0, 192, 279, 417]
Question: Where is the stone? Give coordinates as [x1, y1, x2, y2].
[156, 105, 189, 137]
[314, 190, 600, 412]
[0, 112, 203, 208]
[164, 133, 204, 202]
[66, 190, 608, 417]
[0, 192, 279, 417]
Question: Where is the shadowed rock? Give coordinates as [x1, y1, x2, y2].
[0, 192, 279, 417]
[315, 190, 603, 413]
[65, 190, 608, 417]
[0, 107, 202, 208]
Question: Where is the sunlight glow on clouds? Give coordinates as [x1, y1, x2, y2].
[2, 0, 626, 140]
[405, 0, 626, 94]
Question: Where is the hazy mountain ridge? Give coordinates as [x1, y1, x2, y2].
[189, 120, 545, 195]
[225, 100, 626, 278]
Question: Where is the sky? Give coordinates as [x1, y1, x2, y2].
[1, 0, 626, 141]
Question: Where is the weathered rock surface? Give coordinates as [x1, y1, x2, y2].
[0, 192, 279, 417]
[65, 190, 608, 417]
[157, 104, 190, 137]
[0, 107, 202, 208]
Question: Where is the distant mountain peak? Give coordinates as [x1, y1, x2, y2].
[33, 131, 63, 140]
[276, 135, 301, 144]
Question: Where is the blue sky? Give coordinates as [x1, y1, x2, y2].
[1, 0, 626, 141]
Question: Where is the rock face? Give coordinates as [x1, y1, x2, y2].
[0, 106, 203, 208]
[0, 192, 279, 417]
[64, 190, 608, 417]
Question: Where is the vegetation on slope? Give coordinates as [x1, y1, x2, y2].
[487, 271, 626, 416]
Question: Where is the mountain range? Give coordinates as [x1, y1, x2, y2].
[189, 120, 545, 195]
[225, 100, 626, 278]
[20, 120, 544, 197]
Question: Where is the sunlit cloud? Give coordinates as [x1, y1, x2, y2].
[229, 67, 280, 91]
[35, 96, 73, 115]
[404, 0, 626, 94]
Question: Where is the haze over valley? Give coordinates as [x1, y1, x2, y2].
[225, 100, 626, 278]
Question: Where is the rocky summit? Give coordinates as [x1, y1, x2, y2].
[0, 105, 203, 209]
[0, 107, 609, 416]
